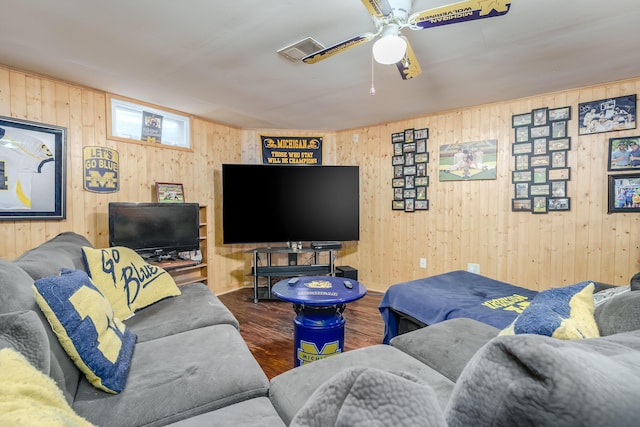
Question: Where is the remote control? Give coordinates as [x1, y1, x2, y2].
[288, 277, 299, 285]
[343, 280, 353, 289]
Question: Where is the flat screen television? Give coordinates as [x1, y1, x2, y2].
[108, 202, 200, 259]
[222, 164, 360, 244]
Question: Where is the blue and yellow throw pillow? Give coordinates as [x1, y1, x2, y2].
[82, 246, 181, 320]
[0, 348, 95, 426]
[499, 281, 599, 340]
[33, 268, 136, 394]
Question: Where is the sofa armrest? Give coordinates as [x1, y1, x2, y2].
[390, 317, 499, 382]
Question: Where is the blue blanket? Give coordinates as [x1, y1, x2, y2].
[379, 270, 538, 343]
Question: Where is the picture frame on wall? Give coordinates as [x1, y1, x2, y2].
[155, 182, 185, 203]
[549, 197, 570, 211]
[549, 106, 571, 121]
[608, 173, 640, 213]
[512, 112, 532, 127]
[512, 198, 532, 211]
[579, 94, 636, 135]
[0, 116, 67, 220]
[608, 135, 640, 171]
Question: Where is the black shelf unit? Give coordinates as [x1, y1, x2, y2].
[248, 246, 337, 303]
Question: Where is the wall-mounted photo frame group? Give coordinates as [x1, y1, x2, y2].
[608, 135, 640, 171]
[511, 106, 572, 213]
[0, 116, 66, 220]
[608, 173, 640, 213]
[391, 127, 429, 212]
[155, 182, 185, 203]
[578, 94, 636, 135]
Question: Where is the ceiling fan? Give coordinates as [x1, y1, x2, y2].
[302, 0, 512, 80]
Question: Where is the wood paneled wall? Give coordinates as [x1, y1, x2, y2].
[0, 64, 638, 295]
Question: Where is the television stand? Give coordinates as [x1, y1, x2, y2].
[151, 258, 199, 271]
[247, 246, 338, 303]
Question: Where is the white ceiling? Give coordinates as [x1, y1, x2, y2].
[1, 0, 639, 131]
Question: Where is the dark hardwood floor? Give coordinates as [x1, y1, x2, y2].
[218, 287, 385, 379]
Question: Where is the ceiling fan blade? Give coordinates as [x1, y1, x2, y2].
[408, 0, 511, 30]
[360, 0, 392, 18]
[395, 37, 421, 80]
[302, 33, 377, 64]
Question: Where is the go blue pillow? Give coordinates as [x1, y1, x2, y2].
[33, 268, 136, 394]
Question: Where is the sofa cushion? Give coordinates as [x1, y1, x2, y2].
[33, 269, 136, 394]
[0, 259, 82, 402]
[82, 246, 181, 320]
[0, 310, 50, 374]
[391, 317, 500, 382]
[124, 282, 239, 342]
[269, 344, 455, 426]
[595, 289, 640, 336]
[446, 330, 640, 427]
[290, 367, 447, 427]
[0, 348, 94, 427]
[13, 232, 92, 280]
[72, 324, 270, 427]
[165, 397, 286, 427]
[499, 281, 598, 339]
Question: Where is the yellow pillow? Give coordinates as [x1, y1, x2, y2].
[82, 246, 181, 320]
[33, 269, 136, 394]
[0, 348, 95, 426]
[499, 281, 599, 340]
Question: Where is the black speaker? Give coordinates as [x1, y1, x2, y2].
[336, 265, 358, 280]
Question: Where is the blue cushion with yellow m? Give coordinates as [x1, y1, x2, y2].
[500, 281, 599, 340]
[33, 268, 136, 393]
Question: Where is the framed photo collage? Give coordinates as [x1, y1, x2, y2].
[391, 127, 429, 212]
[511, 106, 572, 214]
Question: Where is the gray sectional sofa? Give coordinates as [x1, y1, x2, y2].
[2, 231, 640, 426]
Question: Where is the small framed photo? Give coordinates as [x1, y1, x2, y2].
[608, 173, 640, 213]
[0, 116, 67, 220]
[512, 198, 532, 211]
[532, 196, 548, 214]
[404, 128, 415, 143]
[415, 176, 429, 186]
[513, 142, 532, 155]
[552, 181, 566, 197]
[549, 197, 570, 211]
[392, 155, 404, 165]
[394, 142, 403, 155]
[608, 136, 640, 171]
[392, 200, 405, 210]
[394, 165, 403, 178]
[530, 184, 551, 196]
[533, 108, 549, 126]
[155, 182, 185, 203]
[403, 142, 416, 153]
[533, 138, 547, 155]
[531, 155, 550, 167]
[392, 132, 405, 143]
[533, 167, 547, 184]
[405, 175, 415, 189]
[548, 168, 570, 181]
[414, 128, 429, 139]
[513, 170, 532, 182]
[512, 112, 532, 127]
[549, 106, 571, 121]
[415, 153, 429, 163]
[530, 125, 551, 138]
[416, 162, 427, 177]
[515, 126, 530, 143]
[394, 188, 403, 200]
[403, 165, 416, 176]
[415, 200, 429, 210]
[549, 138, 571, 151]
[404, 152, 415, 166]
[416, 186, 427, 200]
[416, 139, 427, 153]
[392, 178, 404, 187]
[552, 151, 566, 168]
[552, 121, 567, 138]
[404, 198, 415, 212]
[515, 154, 530, 171]
[515, 183, 529, 198]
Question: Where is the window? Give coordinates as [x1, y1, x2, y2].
[108, 95, 191, 149]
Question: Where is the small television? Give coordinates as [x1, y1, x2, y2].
[108, 202, 200, 259]
[222, 164, 359, 244]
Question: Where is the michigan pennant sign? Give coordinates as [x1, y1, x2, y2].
[84, 146, 119, 193]
[261, 135, 322, 165]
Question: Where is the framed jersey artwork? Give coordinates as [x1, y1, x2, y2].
[0, 116, 66, 220]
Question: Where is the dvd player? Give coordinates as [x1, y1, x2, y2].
[310, 241, 342, 250]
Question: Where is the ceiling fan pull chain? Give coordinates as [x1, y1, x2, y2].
[370, 53, 376, 96]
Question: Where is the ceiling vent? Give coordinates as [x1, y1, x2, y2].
[277, 37, 324, 62]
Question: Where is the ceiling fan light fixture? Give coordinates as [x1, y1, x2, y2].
[372, 34, 407, 65]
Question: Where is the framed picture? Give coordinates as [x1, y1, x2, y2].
[515, 126, 530, 143]
[532, 196, 548, 214]
[530, 125, 550, 138]
[404, 198, 415, 212]
[416, 139, 427, 153]
[549, 138, 571, 151]
[512, 198, 532, 211]
[552, 181, 566, 197]
[579, 94, 636, 135]
[155, 182, 185, 203]
[415, 176, 429, 186]
[414, 200, 429, 210]
[533, 108, 548, 126]
[533, 167, 547, 184]
[552, 151, 566, 168]
[415, 128, 429, 139]
[549, 106, 571, 121]
[513, 170, 532, 182]
[513, 142, 532, 155]
[515, 183, 529, 198]
[533, 138, 547, 155]
[530, 184, 550, 196]
[608, 136, 640, 171]
[0, 116, 66, 220]
[608, 173, 640, 213]
[392, 200, 405, 210]
[548, 168, 570, 181]
[438, 140, 497, 181]
[512, 112, 532, 127]
[549, 197, 570, 211]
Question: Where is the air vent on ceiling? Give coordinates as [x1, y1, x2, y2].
[277, 37, 324, 62]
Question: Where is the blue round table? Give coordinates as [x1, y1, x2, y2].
[272, 276, 367, 367]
